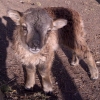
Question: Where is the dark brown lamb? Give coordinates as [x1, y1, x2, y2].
[7, 7, 98, 93]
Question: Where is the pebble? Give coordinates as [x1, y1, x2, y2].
[36, 2, 41, 6]
[20, 0, 24, 3]
[96, 61, 100, 64]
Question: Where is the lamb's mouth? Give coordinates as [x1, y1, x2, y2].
[29, 48, 41, 54]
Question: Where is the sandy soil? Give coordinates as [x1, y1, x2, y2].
[0, 0, 100, 100]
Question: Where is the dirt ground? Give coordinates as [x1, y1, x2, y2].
[0, 0, 100, 100]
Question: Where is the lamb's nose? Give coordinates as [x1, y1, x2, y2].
[33, 40, 39, 49]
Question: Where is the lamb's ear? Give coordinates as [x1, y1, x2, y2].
[52, 19, 67, 30]
[7, 9, 22, 25]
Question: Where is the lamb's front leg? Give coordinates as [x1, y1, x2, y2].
[38, 53, 54, 93]
[38, 65, 53, 93]
[25, 65, 36, 89]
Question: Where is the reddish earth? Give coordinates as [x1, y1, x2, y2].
[0, 0, 100, 100]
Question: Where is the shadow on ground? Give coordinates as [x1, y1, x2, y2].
[0, 18, 9, 86]
[62, 47, 90, 78]
[52, 52, 83, 100]
[96, 0, 100, 3]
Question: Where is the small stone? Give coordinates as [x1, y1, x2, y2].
[36, 2, 41, 6]
[20, 0, 24, 3]
[96, 61, 100, 64]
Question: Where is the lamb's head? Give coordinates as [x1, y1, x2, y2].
[7, 8, 67, 54]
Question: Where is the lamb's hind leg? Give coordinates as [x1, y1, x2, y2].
[84, 49, 99, 79]
[74, 44, 99, 80]
[71, 51, 79, 66]
[25, 66, 36, 89]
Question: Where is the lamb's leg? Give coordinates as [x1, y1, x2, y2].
[38, 65, 53, 93]
[71, 52, 79, 66]
[74, 44, 99, 80]
[38, 54, 54, 93]
[25, 66, 36, 89]
[84, 50, 99, 80]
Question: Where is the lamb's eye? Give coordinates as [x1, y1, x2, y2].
[22, 23, 27, 36]
[23, 26, 27, 31]
[22, 23, 27, 30]
[47, 27, 51, 33]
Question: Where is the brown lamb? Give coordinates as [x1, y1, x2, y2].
[7, 7, 98, 93]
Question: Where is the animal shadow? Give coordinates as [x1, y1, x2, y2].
[96, 0, 100, 3]
[52, 51, 83, 100]
[63, 47, 90, 78]
[0, 18, 9, 87]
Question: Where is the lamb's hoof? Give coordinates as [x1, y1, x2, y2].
[43, 84, 53, 93]
[71, 61, 79, 66]
[24, 87, 33, 91]
[71, 60, 79, 66]
[45, 91, 53, 96]
[90, 68, 99, 80]
[71, 57, 79, 66]
[91, 73, 99, 80]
